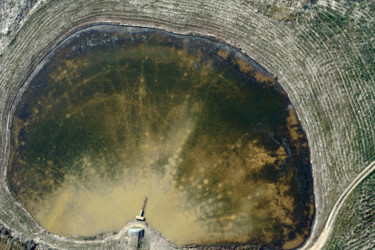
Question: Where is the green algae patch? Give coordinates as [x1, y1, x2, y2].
[7, 26, 313, 248]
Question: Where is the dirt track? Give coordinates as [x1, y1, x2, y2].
[300, 160, 375, 249]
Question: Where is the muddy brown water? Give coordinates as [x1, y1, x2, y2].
[7, 25, 314, 248]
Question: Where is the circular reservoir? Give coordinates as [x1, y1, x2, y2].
[7, 25, 313, 248]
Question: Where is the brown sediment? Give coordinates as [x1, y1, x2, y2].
[217, 49, 229, 60]
[233, 55, 254, 73]
[49, 58, 84, 83]
[283, 232, 304, 249]
[232, 55, 276, 86]
[254, 70, 276, 85]
[287, 106, 307, 152]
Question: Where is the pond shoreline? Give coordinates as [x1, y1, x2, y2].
[6, 22, 314, 249]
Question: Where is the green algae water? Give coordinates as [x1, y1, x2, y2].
[8, 25, 313, 248]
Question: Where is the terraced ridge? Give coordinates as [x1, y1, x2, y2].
[0, 0, 374, 249]
[297, 1, 375, 247]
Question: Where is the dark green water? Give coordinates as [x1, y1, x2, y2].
[8, 25, 313, 248]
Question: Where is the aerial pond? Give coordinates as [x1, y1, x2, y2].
[8, 25, 313, 248]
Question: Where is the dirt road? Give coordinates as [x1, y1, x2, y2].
[300, 160, 375, 249]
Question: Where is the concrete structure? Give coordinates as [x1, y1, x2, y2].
[128, 227, 145, 249]
[128, 228, 145, 238]
[136, 197, 147, 221]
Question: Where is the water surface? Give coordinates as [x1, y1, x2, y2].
[8, 26, 313, 248]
